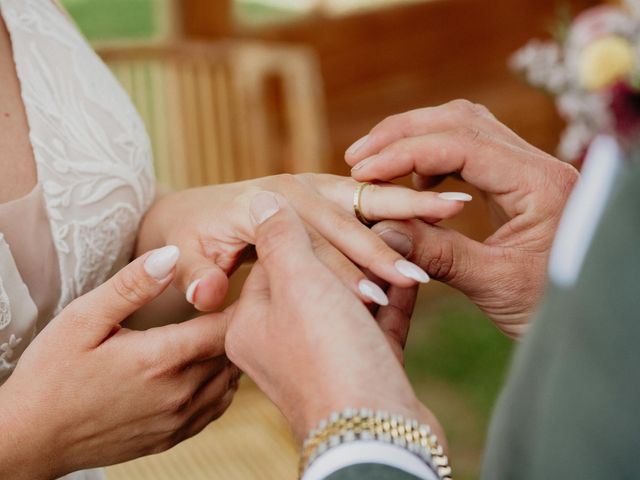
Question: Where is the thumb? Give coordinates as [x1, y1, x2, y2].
[249, 191, 318, 292]
[61, 245, 179, 347]
[178, 244, 230, 312]
[373, 220, 493, 298]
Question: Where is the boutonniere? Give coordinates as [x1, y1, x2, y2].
[511, 1, 640, 167]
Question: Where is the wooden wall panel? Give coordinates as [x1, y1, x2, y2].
[235, 0, 600, 175]
[178, 0, 233, 37]
[176, 0, 602, 242]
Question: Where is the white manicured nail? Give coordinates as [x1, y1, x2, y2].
[395, 260, 430, 284]
[144, 246, 180, 281]
[186, 279, 201, 305]
[438, 192, 473, 202]
[347, 135, 369, 156]
[358, 279, 389, 306]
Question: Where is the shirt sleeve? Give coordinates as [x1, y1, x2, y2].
[302, 441, 439, 480]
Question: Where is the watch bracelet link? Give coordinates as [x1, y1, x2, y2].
[299, 408, 452, 480]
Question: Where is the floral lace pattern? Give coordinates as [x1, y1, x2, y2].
[1, 0, 155, 314]
[0, 277, 10, 331]
[0, 334, 22, 371]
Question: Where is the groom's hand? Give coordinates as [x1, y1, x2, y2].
[225, 192, 442, 443]
[346, 100, 579, 338]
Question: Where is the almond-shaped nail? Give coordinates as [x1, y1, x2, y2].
[395, 260, 430, 284]
[144, 245, 180, 281]
[186, 278, 201, 305]
[358, 279, 389, 306]
[438, 192, 473, 202]
[250, 191, 280, 225]
[347, 134, 369, 156]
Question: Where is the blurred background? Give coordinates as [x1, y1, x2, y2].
[61, 0, 604, 478]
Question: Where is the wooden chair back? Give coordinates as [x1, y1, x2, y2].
[99, 41, 330, 189]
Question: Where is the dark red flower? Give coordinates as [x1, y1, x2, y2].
[609, 81, 640, 148]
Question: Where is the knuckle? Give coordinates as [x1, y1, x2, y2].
[272, 173, 297, 189]
[375, 112, 411, 135]
[555, 161, 580, 195]
[295, 172, 316, 187]
[416, 237, 456, 282]
[111, 268, 152, 308]
[448, 99, 491, 118]
[167, 388, 194, 414]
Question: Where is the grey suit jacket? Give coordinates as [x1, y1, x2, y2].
[327, 159, 640, 479]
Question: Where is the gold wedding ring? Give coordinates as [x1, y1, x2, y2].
[353, 182, 373, 226]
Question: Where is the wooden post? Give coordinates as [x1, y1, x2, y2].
[176, 0, 234, 38]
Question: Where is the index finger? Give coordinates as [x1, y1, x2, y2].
[350, 128, 539, 197]
[145, 311, 231, 366]
[345, 100, 543, 167]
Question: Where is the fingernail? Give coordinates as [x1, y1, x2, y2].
[395, 260, 430, 284]
[378, 229, 413, 257]
[186, 278, 201, 305]
[347, 135, 369, 156]
[351, 155, 376, 173]
[144, 245, 180, 281]
[438, 192, 473, 202]
[358, 279, 389, 306]
[250, 191, 280, 225]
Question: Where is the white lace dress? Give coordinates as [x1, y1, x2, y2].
[0, 0, 156, 478]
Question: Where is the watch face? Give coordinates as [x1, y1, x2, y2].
[549, 135, 624, 289]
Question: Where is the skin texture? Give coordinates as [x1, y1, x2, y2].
[0, 249, 239, 480]
[0, 7, 239, 476]
[224, 192, 445, 444]
[346, 100, 580, 338]
[0, 1, 464, 467]
[0, 15, 37, 203]
[136, 173, 465, 313]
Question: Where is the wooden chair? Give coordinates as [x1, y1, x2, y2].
[99, 40, 330, 190]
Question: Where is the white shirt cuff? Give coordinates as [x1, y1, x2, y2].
[302, 441, 438, 480]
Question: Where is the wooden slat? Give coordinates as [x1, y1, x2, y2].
[101, 40, 330, 188]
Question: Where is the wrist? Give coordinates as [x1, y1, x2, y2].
[293, 390, 426, 444]
[135, 188, 185, 256]
[300, 407, 452, 480]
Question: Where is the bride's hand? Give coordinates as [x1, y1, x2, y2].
[0, 247, 238, 479]
[138, 173, 470, 311]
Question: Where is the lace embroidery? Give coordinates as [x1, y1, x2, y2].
[1, 0, 155, 314]
[0, 334, 22, 371]
[70, 203, 139, 302]
[0, 277, 10, 331]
